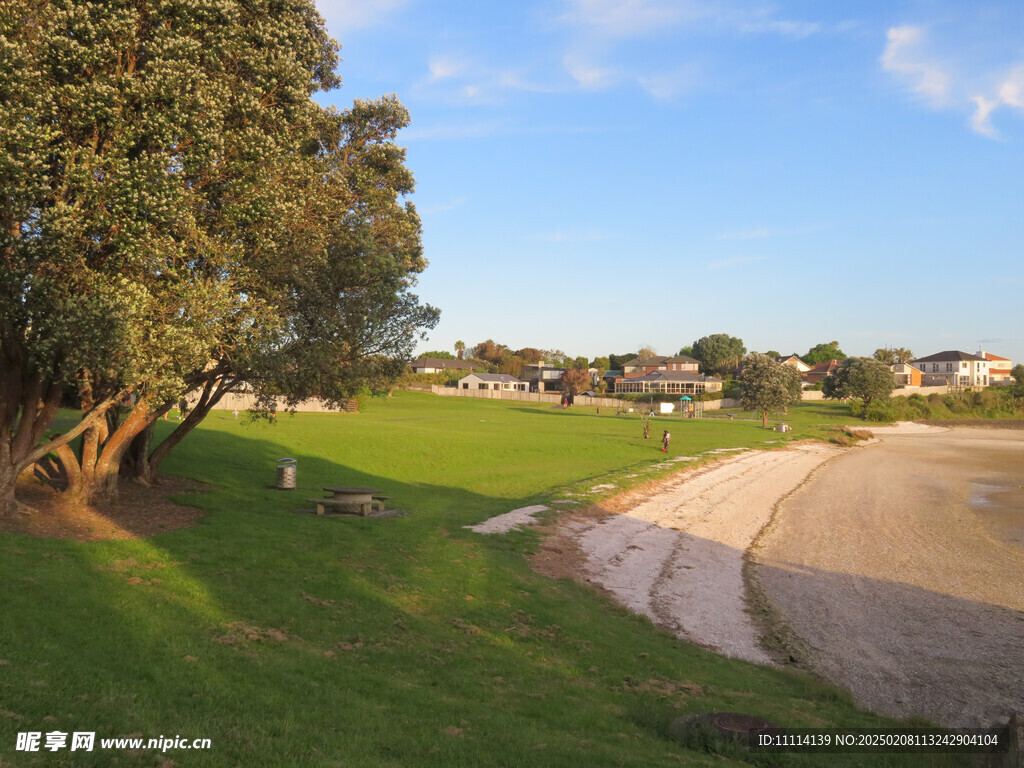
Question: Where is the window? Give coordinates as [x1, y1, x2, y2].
[478, 383, 487, 389]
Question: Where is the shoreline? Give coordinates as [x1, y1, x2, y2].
[529, 423, 1024, 728]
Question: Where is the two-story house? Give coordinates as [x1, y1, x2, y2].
[911, 351, 990, 388]
[519, 361, 568, 392]
[614, 356, 722, 395]
[622, 355, 701, 378]
[977, 350, 1014, 384]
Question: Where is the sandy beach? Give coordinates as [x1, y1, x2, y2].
[525, 425, 1024, 728]
[752, 425, 1024, 727]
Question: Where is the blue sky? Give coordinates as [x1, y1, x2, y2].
[313, 0, 1024, 366]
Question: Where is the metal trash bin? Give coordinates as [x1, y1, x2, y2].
[276, 458, 297, 490]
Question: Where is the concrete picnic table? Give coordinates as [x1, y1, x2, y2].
[310, 487, 382, 516]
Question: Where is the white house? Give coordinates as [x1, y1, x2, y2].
[456, 373, 528, 392]
[978, 350, 1014, 384]
[910, 351, 990, 388]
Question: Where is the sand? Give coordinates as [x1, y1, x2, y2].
[517, 423, 1024, 728]
[752, 425, 1024, 727]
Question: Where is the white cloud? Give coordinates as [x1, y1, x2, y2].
[998, 67, 1024, 108]
[880, 26, 950, 107]
[971, 66, 1024, 138]
[315, 0, 408, 31]
[428, 55, 466, 82]
[560, 1, 828, 98]
[636, 65, 701, 101]
[882, 27, 1024, 139]
[969, 95, 1000, 139]
[562, 0, 704, 39]
[564, 53, 618, 90]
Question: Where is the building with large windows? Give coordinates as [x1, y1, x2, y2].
[911, 351, 990, 388]
[614, 370, 722, 395]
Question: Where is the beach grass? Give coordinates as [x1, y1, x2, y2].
[0, 393, 971, 766]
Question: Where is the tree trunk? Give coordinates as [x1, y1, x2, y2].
[761, 410, 769, 429]
[0, 463, 19, 517]
[135, 378, 233, 483]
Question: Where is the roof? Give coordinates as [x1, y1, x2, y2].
[776, 354, 808, 365]
[460, 373, 523, 383]
[411, 357, 475, 369]
[625, 371, 722, 383]
[623, 355, 699, 368]
[980, 352, 1011, 362]
[808, 359, 842, 372]
[911, 350, 987, 364]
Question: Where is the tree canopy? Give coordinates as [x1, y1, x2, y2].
[804, 341, 846, 365]
[873, 346, 914, 365]
[691, 334, 746, 375]
[740, 353, 803, 428]
[822, 357, 896, 409]
[0, 0, 437, 512]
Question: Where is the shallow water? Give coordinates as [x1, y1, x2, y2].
[969, 479, 1024, 548]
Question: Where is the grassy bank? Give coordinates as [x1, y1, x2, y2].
[1, 394, 969, 766]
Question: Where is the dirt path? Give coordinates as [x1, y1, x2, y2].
[751, 426, 1024, 727]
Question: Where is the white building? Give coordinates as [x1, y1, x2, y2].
[910, 351, 990, 388]
[456, 373, 528, 392]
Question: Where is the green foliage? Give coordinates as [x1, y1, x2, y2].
[1010, 365, 1024, 397]
[419, 350, 456, 360]
[0, 0, 438, 508]
[740, 353, 803, 427]
[822, 357, 895, 408]
[860, 389, 1023, 422]
[608, 352, 636, 371]
[691, 333, 746, 375]
[804, 340, 846, 365]
[0, 395, 938, 767]
[873, 346, 914, 365]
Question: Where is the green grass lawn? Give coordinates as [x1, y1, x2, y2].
[0, 394, 967, 767]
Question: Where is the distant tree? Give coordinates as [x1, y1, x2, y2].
[454, 340, 466, 359]
[873, 346, 914, 365]
[541, 349, 570, 364]
[419, 351, 456, 360]
[804, 341, 846, 365]
[764, 350, 781, 360]
[740, 353, 803, 428]
[516, 347, 544, 363]
[636, 346, 658, 359]
[591, 356, 611, 372]
[608, 353, 636, 371]
[822, 357, 896, 411]
[1010, 365, 1024, 397]
[678, 345, 693, 357]
[498, 355, 524, 377]
[692, 334, 746, 375]
[561, 368, 592, 397]
[472, 340, 510, 365]
[572, 356, 589, 370]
